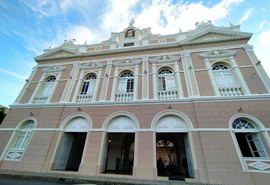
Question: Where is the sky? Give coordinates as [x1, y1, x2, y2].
[0, 0, 270, 107]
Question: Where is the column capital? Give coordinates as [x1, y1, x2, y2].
[243, 44, 254, 52]
[141, 55, 149, 61]
[180, 51, 191, 58]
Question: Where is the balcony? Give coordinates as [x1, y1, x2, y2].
[219, 86, 243, 96]
[77, 94, 93, 103]
[158, 90, 178, 100]
[33, 96, 48, 104]
[115, 92, 133, 101]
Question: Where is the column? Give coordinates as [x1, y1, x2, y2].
[181, 51, 200, 97]
[244, 45, 270, 92]
[60, 63, 80, 102]
[29, 73, 46, 103]
[204, 58, 220, 95]
[152, 63, 158, 99]
[100, 59, 113, 101]
[134, 64, 139, 100]
[229, 56, 251, 94]
[92, 67, 103, 101]
[72, 69, 84, 102]
[174, 60, 183, 98]
[110, 66, 119, 101]
[142, 56, 149, 99]
[14, 66, 38, 104]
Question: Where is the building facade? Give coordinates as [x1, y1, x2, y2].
[0, 20, 270, 185]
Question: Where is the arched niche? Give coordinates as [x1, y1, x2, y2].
[107, 116, 136, 132]
[156, 115, 187, 132]
[64, 117, 90, 132]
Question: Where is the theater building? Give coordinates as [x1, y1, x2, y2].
[0, 20, 270, 185]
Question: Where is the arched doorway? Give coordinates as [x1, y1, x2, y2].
[154, 114, 194, 179]
[52, 116, 90, 171]
[103, 116, 136, 175]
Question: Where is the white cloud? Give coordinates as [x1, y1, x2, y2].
[0, 68, 27, 80]
[258, 20, 267, 30]
[132, 0, 243, 34]
[100, 0, 140, 32]
[239, 8, 253, 24]
[65, 26, 97, 44]
[258, 29, 270, 46]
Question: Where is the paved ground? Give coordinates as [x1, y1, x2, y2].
[0, 177, 96, 185]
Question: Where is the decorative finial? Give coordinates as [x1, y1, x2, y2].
[129, 19, 135, 27]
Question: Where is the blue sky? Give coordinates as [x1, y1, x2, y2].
[1, 0, 270, 107]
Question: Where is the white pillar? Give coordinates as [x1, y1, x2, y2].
[72, 69, 84, 102]
[29, 73, 46, 103]
[244, 45, 270, 92]
[92, 67, 102, 101]
[142, 56, 149, 99]
[204, 58, 220, 96]
[60, 63, 80, 102]
[15, 66, 38, 104]
[174, 60, 183, 98]
[110, 66, 119, 101]
[152, 63, 158, 99]
[100, 59, 113, 101]
[229, 56, 251, 95]
[181, 51, 200, 97]
[134, 64, 139, 100]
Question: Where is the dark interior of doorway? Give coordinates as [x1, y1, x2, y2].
[156, 133, 189, 180]
[53, 132, 86, 171]
[65, 132, 86, 171]
[104, 133, 134, 175]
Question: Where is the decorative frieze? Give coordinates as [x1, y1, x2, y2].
[113, 59, 141, 67]
[42, 65, 65, 73]
[81, 62, 105, 70]
[200, 49, 236, 59]
[149, 54, 180, 64]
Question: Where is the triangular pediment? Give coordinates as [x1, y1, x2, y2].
[178, 29, 252, 45]
[35, 48, 81, 61]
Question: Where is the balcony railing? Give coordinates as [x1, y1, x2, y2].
[77, 94, 93, 103]
[158, 90, 178, 100]
[219, 86, 243, 96]
[33, 96, 48, 104]
[115, 92, 133, 101]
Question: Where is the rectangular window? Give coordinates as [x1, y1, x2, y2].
[124, 43, 134, 47]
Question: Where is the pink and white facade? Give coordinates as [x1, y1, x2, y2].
[1, 20, 270, 185]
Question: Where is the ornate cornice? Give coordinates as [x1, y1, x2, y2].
[113, 59, 141, 67]
[149, 55, 180, 64]
[200, 49, 236, 59]
[81, 62, 105, 70]
[42, 65, 65, 73]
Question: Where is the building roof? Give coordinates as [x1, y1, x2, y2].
[35, 20, 252, 62]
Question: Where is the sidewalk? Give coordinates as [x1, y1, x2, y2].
[0, 170, 223, 185]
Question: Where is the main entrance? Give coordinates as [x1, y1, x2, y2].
[52, 116, 90, 171]
[101, 115, 137, 175]
[104, 133, 134, 174]
[154, 114, 194, 179]
[156, 133, 189, 178]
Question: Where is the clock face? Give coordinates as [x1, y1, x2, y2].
[125, 29, 135, 37]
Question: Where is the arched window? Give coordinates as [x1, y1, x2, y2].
[81, 74, 97, 95]
[158, 68, 176, 91]
[118, 72, 134, 93]
[212, 64, 237, 87]
[212, 64, 242, 96]
[233, 118, 268, 158]
[34, 76, 56, 103]
[6, 120, 35, 160]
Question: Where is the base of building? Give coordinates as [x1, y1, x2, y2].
[0, 169, 223, 185]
